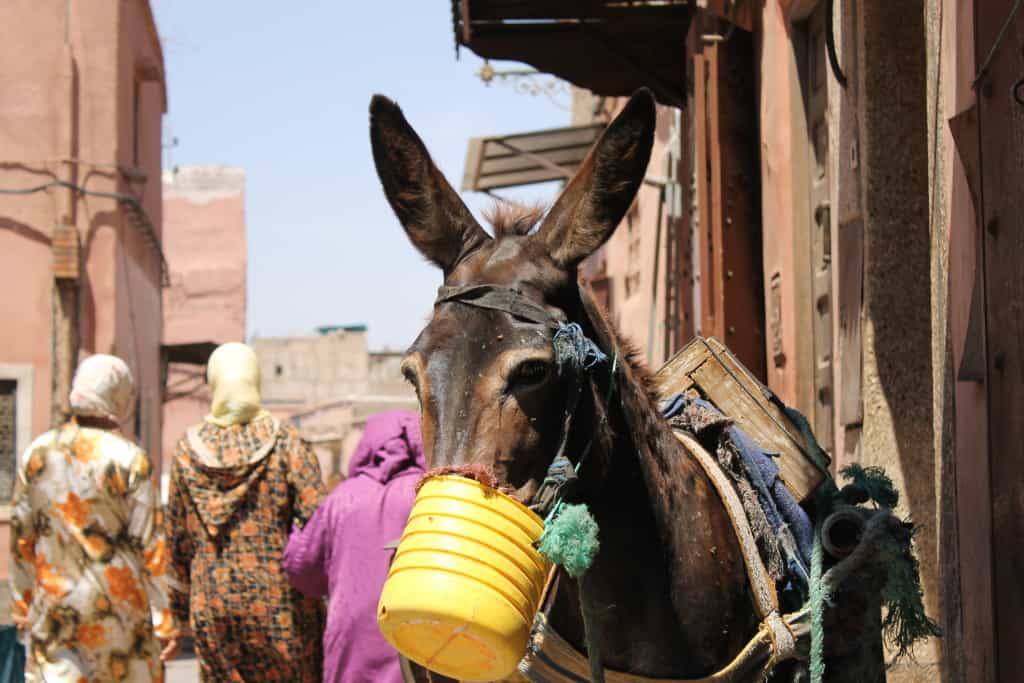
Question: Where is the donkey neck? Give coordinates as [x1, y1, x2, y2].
[546, 294, 758, 677]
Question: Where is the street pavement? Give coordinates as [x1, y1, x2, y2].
[165, 638, 200, 682]
[166, 656, 200, 682]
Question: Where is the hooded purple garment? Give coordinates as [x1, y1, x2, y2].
[283, 411, 425, 683]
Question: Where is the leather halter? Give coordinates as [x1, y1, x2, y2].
[433, 282, 604, 515]
[435, 284, 565, 329]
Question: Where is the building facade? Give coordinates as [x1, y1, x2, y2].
[160, 165, 247, 490]
[0, 0, 166, 618]
[452, 1, 1022, 679]
[253, 328, 417, 483]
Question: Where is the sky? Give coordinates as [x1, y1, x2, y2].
[151, 2, 570, 351]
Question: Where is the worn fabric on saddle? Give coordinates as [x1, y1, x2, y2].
[662, 394, 813, 596]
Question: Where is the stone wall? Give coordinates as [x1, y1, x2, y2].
[254, 329, 370, 410]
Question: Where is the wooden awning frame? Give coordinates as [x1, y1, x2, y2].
[462, 123, 605, 192]
[452, 1, 696, 108]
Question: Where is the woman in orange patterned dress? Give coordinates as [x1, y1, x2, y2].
[8, 354, 179, 682]
[165, 342, 326, 682]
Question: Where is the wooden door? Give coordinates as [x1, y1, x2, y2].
[692, 28, 766, 382]
[799, 4, 835, 450]
[976, 1, 1024, 678]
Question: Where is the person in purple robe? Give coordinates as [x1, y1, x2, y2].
[283, 410, 425, 683]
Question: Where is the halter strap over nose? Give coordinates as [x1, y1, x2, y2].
[435, 284, 564, 329]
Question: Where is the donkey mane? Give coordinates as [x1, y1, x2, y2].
[482, 201, 547, 238]
[576, 280, 663, 428]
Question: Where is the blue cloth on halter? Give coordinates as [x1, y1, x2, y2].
[661, 395, 814, 589]
[553, 322, 608, 374]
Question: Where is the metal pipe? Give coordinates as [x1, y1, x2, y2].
[51, 41, 80, 427]
[821, 508, 866, 559]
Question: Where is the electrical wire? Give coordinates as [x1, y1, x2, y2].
[825, 0, 849, 88]
[0, 179, 169, 286]
[972, 0, 1023, 88]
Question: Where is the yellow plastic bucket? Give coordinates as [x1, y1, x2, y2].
[378, 475, 550, 682]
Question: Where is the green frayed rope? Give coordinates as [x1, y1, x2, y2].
[839, 463, 899, 509]
[539, 503, 600, 578]
[877, 528, 942, 658]
[809, 464, 941, 683]
[539, 503, 604, 683]
[837, 464, 941, 656]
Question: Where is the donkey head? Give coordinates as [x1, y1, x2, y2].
[370, 90, 655, 501]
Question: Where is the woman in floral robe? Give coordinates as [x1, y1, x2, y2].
[165, 342, 325, 682]
[9, 354, 178, 682]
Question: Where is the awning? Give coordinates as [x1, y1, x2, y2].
[452, 1, 694, 108]
[462, 123, 605, 192]
[161, 341, 218, 366]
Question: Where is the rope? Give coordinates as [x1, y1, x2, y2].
[536, 323, 615, 682]
[553, 322, 609, 372]
[579, 574, 606, 683]
[774, 401, 835, 682]
[777, 402, 834, 477]
[777, 396, 835, 682]
[809, 518, 827, 683]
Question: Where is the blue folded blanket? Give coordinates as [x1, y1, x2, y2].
[662, 394, 814, 591]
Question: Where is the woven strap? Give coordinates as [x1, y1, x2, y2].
[672, 431, 779, 619]
[516, 430, 807, 683]
[518, 612, 778, 683]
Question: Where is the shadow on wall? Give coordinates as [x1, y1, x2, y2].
[860, 0, 942, 675]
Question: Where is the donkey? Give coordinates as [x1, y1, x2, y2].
[370, 89, 763, 680]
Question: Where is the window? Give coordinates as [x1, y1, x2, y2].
[0, 380, 17, 502]
[0, 364, 33, 518]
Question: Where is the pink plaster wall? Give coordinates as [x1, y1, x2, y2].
[756, 1, 806, 411]
[161, 167, 247, 346]
[581, 100, 674, 366]
[0, 0, 166, 585]
[941, 0, 993, 678]
[160, 166, 247, 473]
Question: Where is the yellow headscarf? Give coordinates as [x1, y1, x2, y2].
[205, 343, 270, 427]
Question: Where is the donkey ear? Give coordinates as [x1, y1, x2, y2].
[535, 89, 656, 268]
[370, 95, 490, 273]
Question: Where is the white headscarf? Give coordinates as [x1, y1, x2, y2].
[69, 354, 136, 423]
[205, 343, 269, 427]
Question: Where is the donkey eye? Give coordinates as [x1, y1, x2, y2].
[401, 366, 420, 392]
[509, 360, 551, 389]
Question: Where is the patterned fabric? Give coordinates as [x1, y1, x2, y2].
[166, 415, 326, 682]
[68, 354, 136, 423]
[8, 423, 176, 683]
